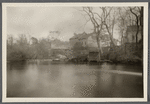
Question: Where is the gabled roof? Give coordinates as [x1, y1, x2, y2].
[69, 35, 78, 40]
[70, 32, 95, 40]
[78, 33, 93, 40]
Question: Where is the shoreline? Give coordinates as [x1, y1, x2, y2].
[7, 58, 143, 66]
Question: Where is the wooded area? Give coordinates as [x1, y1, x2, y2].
[7, 6, 143, 64]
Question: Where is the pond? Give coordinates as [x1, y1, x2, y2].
[7, 61, 143, 97]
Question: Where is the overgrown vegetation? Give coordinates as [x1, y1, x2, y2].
[7, 34, 62, 61]
[7, 7, 143, 65]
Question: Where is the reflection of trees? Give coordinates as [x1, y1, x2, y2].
[94, 64, 116, 97]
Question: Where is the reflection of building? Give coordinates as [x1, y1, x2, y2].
[123, 25, 142, 43]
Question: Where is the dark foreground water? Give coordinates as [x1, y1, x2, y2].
[7, 61, 143, 97]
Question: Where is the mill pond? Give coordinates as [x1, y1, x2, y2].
[6, 6, 144, 98]
[7, 60, 143, 97]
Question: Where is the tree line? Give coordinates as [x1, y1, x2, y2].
[7, 34, 51, 61]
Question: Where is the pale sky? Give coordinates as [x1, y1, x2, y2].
[7, 7, 120, 41]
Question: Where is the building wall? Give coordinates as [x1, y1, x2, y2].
[87, 35, 98, 48]
[81, 39, 87, 47]
[70, 33, 111, 51]
[124, 26, 142, 43]
[70, 36, 89, 48]
[127, 31, 141, 43]
[70, 38, 79, 47]
[87, 35, 110, 48]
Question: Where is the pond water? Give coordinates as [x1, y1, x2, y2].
[7, 61, 143, 97]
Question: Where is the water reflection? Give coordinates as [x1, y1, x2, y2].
[7, 61, 143, 97]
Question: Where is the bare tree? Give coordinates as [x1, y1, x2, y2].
[117, 8, 126, 45]
[82, 7, 104, 62]
[128, 7, 143, 48]
[101, 7, 116, 47]
[81, 7, 120, 62]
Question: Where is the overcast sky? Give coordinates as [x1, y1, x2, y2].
[7, 7, 119, 41]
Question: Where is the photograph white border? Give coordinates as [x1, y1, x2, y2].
[2, 2, 148, 102]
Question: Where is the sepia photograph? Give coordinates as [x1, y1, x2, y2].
[2, 3, 148, 102]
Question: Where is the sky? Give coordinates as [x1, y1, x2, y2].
[7, 7, 120, 41]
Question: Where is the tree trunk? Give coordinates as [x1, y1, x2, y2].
[135, 25, 139, 49]
[105, 24, 115, 48]
[129, 7, 139, 49]
[121, 30, 124, 45]
[97, 36, 101, 62]
[125, 42, 126, 55]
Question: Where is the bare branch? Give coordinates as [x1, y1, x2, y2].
[82, 7, 97, 30]
[105, 7, 113, 19]
[87, 7, 99, 27]
[137, 7, 141, 12]
[129, 7, 139, 25]
[93, 12, 103, 21]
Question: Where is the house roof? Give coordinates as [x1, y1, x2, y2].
[70, 32, 112, 43]
[69, 35, 78, 40]
[78, 33, 93, 40]
[70, 32, 95, 40]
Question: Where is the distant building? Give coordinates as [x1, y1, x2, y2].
[69, 32, 122, 61]
[123, 25, 142, 43]
[69, 32, 88, 47]
[50, 39, 70, 50]
[31, 37, 38, 45]
[69, 32, 111, 52]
